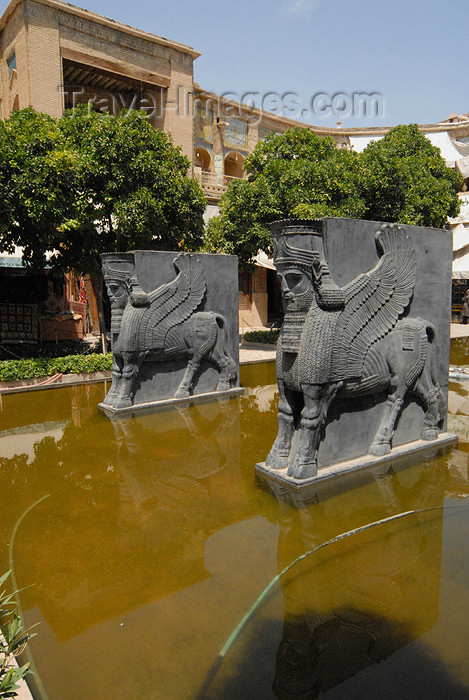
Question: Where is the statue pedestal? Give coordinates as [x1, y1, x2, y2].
[98, 386, 244, 415]
[256, 432, 457, 498]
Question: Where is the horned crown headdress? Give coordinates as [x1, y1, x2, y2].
[101, 252, 135, 284]
[270, 219, 324, 273]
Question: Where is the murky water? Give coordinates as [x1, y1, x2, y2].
[2, 347, 469, 699]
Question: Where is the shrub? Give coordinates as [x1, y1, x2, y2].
[243, 330, 279, 344]
[0, 353, 112, 382]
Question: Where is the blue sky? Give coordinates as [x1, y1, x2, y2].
[25, 0, 469, 127]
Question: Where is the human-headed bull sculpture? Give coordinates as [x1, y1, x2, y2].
[101, 252, 237, 410]
[265, 220, 446, 480]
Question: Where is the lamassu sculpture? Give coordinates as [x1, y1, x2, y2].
[263, 219, 450, 480]
[100, 251, 238, 411]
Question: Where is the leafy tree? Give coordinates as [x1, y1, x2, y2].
[206, 125, 462, 267]
[360, 124, 463, 228]
[0, 109, 79, 268]
[206, 128, 365, 266]
[56, 107, 206, 272]
[0, 107, 206, 332]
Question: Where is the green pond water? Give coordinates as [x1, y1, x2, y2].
[2, 344, 469, 699]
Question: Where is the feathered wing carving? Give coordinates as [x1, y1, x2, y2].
[139, 253, 206, 351]
[330, 224, 416, 381]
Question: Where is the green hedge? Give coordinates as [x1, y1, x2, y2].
[0, 353, 113, 382]
[243, 330, 279, 344]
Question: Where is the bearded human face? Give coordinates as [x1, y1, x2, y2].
[277, 267, 312, 308]
[105, 278, 129, 310]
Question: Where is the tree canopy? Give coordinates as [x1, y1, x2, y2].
[205, 125, 463, 267]
[360, 124, 462, 228]
[0, 107, 206, 275]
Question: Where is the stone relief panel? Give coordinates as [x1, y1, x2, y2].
[261, 218, 452, 479]
[100, 251, 239, 411]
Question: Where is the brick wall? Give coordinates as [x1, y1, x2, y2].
[164, 56, 194, 161]
[1, 3, 29, 116]
[0, 0, 196, 160]
[26, 2, 63, 117]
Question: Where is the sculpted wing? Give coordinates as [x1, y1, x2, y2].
[140, 253, 206, 351]
[330, 224, 416, 380]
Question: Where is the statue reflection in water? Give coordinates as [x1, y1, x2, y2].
[258, 460, 445, 699]
[102, 398, 242, 541]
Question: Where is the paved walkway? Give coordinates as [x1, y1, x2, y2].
[239, 342, 276, 364]
[241, 327, 469, 357]
[451, 323, 469, 339]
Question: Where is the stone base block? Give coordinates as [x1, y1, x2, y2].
[256, 433, 458, 500]
[99, 386, 244, 416]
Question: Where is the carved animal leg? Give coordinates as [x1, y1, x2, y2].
[288, 385, 322, 479]
[413, 383, 440, 441]
[266, 379, 297, 470]
[211, 337, 237, 391]
[215, 354, 237, 392]
[288, 383, 341, 480]
[369, 385, 406, 456]
[413, 354, 443, 441]
[421, 388, 440, 440]
[175, 357, 201, 399]
[208, 319, 237, 391]
[115, 354, 141, 409]
[102, 354, 123, 407]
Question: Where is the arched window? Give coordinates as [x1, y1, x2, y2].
[194, 147, 211, 172]
[224, 151, 244, 178]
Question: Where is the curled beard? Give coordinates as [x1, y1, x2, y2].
[281, 287, 315, 354]
[110, 306, 125, 335]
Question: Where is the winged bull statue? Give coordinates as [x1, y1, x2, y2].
[101, 252, 237, 409]
[265, 220, 446, 479]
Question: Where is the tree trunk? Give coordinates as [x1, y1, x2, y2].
[91, 271, 108, 354]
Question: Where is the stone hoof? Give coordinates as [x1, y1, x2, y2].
[216, 382, 231, 392]
[287, 461, 317, 480]
[266, 452, 289, 470]
[174, 389, 190, 399]
[369, 441, 391, 456]
[114, 397, 133, 409]
[421, 428, 439, 441]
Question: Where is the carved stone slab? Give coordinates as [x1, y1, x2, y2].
[258, 217, 456, 486]
[99, 250, 241, 412]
